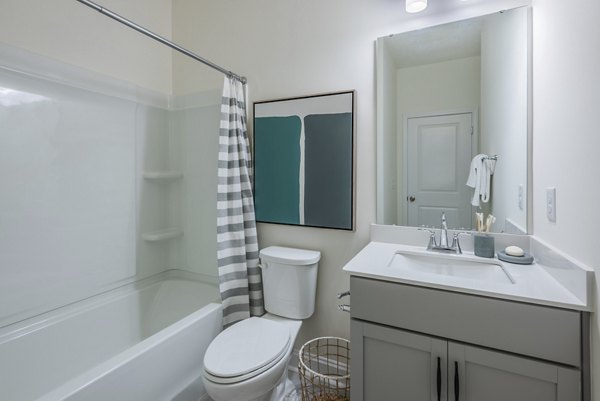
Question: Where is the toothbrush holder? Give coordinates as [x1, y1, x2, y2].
[474, 233, 495, 258]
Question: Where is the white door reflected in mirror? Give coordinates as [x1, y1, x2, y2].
[405, 113, 473, 229]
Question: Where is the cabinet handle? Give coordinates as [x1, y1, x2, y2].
[436, 357, 441, 401]
[454, 361, 460, 401]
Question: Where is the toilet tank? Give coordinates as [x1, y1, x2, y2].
[259, 246, 321, 319]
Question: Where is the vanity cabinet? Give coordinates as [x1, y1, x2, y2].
[352, 320, 579, 401]
[350, 276, 586, 401]
[448, 341, 579, 401]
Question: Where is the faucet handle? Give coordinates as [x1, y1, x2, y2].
[451, 231, 472, 254]
[419, 226, 438, 249]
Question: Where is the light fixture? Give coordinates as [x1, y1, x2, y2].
[406, 0, 427, 13]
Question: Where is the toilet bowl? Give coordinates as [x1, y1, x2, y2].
[202, 246, 320, 401]
[203, 315, 301, 401]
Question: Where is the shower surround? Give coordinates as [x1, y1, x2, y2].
[0, 43, 224, 400]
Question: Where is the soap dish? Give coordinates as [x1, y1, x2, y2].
[497, 250, 534, 265]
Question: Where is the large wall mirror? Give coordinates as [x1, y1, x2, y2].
[376, 6, 531, 234]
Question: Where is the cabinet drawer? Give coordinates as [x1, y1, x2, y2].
[351, 277, 581, 367]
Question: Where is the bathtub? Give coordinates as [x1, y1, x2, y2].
[0, 270, 222, 401]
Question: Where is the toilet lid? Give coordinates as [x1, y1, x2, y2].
[204, 317, 291, 379]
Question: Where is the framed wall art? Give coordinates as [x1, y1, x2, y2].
[253, 91, 355, 230]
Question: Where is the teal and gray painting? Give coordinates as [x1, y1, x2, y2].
[254, 111, 352, 230]
[254, 116, 302, 225]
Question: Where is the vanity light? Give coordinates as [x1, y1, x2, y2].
[406, 0, 427, 13]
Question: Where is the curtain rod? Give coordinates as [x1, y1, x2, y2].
[74, 0, 247, 84]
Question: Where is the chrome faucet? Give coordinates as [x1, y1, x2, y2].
[419, 212, 470, 254]
[439, 212, 449, 248]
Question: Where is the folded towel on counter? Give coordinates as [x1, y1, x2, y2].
[466, 154, 495, 207]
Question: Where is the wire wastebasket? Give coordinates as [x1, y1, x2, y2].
[299, 337, 350, 401]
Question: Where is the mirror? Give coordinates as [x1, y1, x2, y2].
[376, 7, 531, 234]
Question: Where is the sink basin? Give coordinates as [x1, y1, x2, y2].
[388, 250, 515, 284]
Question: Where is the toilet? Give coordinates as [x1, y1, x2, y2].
[202, 246, 321, 401]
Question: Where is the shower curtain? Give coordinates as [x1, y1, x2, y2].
[217, 77, 265, 327]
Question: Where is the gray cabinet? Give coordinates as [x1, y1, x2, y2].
[351, 320, 447, 401]
[350, 277, 586, 401]
[448, 342, 579, 401]
[351, 320, 580, 401]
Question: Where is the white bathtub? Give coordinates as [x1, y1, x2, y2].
[0, 270, 222, 401]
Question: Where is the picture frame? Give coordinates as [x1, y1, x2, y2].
[253, 90, 355, 231]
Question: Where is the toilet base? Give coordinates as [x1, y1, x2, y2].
[247, 375, 298, 401]
[207, 369, 296, 401]
[270, 376, 299, 401]
[203, 315, 302, 401]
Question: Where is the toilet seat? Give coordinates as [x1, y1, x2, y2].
[204, 317, 291, 384]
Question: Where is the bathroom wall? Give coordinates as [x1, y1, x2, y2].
[0, 1, 178, 326]
[0, 0, 179, 276]
[396, 56, 481, 116]
[480, 7, 528, 233]
[376, 40, 398, 226]
[169, 90, 222, 278]
[531, 0, 600, 396]
[0, 44, 176, 326]
[172, 0, 532, 348]
[0, 0, 173, 94]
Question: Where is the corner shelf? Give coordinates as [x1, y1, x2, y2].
[142, 171, 183, 181]
[142, 228, 183, 242]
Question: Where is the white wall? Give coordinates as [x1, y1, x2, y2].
[0, 0, 173, 94]
[480, 7, 528, 233]
[136, 103, 179, 278]
[172, 0, 531, 346]
[532, 0, 600, 398]
[397, 56, 481, 116]
[170, 91, 222, 277]
[376, 39, 398, 225]
[0, 0, 177, 325]
[0, 48, 138, 326]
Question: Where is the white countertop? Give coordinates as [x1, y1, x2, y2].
[343, 241, 591, 311]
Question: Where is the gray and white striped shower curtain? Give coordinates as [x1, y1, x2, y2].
[217, 77, 265, 327]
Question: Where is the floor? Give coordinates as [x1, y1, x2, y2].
[204, 370, 302, 401]
[285, 370, 302, 401]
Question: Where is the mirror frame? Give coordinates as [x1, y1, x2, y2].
[375, 6, 533, 234]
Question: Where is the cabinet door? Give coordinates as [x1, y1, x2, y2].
[351, 319, 447, 401]
[448, 342, 580, 401]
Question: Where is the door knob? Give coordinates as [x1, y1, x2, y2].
[408, 196, 416, 202]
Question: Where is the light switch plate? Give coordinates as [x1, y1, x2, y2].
[546, 187, 556, 222]
[518, 185, 524, 211]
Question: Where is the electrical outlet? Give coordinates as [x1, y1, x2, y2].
[546, 187, 556, 222]
[518, 185, 523, 211]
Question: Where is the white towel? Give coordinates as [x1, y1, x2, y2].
[466, 154, 494, 207]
